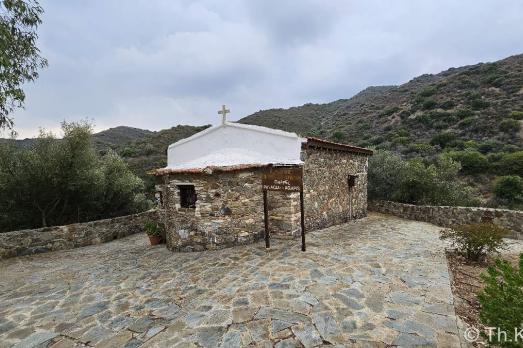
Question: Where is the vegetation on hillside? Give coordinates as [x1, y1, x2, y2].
[240, 54, 523, 208]
[0, 121, 151, 232]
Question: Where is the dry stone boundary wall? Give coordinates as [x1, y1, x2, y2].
[369, 200, 522, 240]
[0, 210, 157, 260]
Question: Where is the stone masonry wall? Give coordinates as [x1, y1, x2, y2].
[159, 170, 266, 252]
[369, 200, 523, 240]
[0, 210, 158, 260]
[302, 147, 369, 231]
[158, 148, 371, 252]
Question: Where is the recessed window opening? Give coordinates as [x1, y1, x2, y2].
[178, 185, 197, 208]
[347, 175, 358, 189]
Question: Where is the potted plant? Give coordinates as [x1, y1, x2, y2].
[144, 220, 163, 245]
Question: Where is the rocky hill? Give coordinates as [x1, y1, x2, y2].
[3, 54, 522, 200]
[240, 54, 523, 152]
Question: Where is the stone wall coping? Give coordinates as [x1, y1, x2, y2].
[0, 210, 157, 260]
[369, 200, 522, 240]
[1, 210, 156, 236]
[372, 201, 521, 214]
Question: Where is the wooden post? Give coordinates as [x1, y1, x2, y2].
[263, 189, 270, 248]
[300, 188, 306, 252]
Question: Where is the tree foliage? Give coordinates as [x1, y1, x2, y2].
[368, 150, 478, 206]
[0, 0, 48, 129]
[0, 121, 151, 232]
[493, 175, 523, 208]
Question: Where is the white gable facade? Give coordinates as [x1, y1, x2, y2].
[166, 122, 304, 170]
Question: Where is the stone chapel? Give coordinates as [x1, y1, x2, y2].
[153, 107, 373, 252]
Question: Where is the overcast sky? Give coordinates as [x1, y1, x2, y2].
[9, 0, 523, 138]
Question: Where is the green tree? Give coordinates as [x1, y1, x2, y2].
[367, 151, 407, 201]
[445, 150, 489, 175]
[0, 121, 150, 232]
[0, 0, 48, 129]
[368, 151, 477, 206]
[493, 175, 523, 204]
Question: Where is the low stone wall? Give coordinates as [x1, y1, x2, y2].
[369, 201, 523, 240]
[0, 210, 158, 260]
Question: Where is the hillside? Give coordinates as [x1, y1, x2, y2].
[3, 54, 522, 204]
[93, 125, 210, 189]
[240, 54, 523, 151]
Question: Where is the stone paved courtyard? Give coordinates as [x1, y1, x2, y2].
[0, 213, 461, 347]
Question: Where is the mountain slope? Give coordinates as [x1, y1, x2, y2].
[240, 54, 523, 151]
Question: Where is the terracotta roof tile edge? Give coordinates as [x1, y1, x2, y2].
[304, 137, 373, 155]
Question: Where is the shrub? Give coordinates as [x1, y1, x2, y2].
[380, 106, 400, 117]
[440, 223, 508, 261]
[430, 132, 457, 148]
[478, 140, 502, 154]
[455, 108, 474, 119]
[369, 151, 478, 206]
[459, 116, 476, 128]
[368, 151, 407, 201]
[419, 86, 437, 97]
[498, 151, 523, 176]
[331, 131, 345, 142]
[499, 118, 520, 134]
[493, 175, 523, 203]
[446, 150, 489, 175]
[405, 143, 437, 156]
[509, 111, 523, 120]
[478, 254, 523, 347]
[422, 98, 437, 110]
[392, 136, 409, 145]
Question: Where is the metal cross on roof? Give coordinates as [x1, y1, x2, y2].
[218, 105, 230, 125]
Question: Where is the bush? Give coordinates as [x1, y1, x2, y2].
[446, 150, 489, 175]
[455, 108, 474, 119]
[478, 254, 523, 347]
[440, 223, 508, 261]
[509, 111, 523, 120]
[499, 118, 520, 134]
[419, 86, 437, 97]
[478, 140, 502, 154]
[459, 116, 476, 128]
[368, 151, 407, 201]
[380, 106, 400, 117]
[493, 175, 523, 203]
[369, 151, 478, 206]
[422, 98, 437, 110]
[430, 132, 457, 148]
[498, 151, 523, 176]
[331, 131, 345, 142]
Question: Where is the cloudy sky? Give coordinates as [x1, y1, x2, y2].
[10, 0, 523, 138]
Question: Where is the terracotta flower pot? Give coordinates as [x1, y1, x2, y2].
[148, 235, 162, 245]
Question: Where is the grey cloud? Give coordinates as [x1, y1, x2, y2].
[9, 0, 523, 138]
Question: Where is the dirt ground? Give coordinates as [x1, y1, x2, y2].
[447, 244, 523, 346]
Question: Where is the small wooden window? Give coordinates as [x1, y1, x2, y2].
[178, 185, 197, 208]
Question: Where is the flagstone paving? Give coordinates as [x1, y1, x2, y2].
[0, 213, 461, 347]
